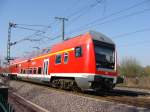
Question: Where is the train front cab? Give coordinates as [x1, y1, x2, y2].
[92, 39, 117, 91]
[80, 31, 123, 91]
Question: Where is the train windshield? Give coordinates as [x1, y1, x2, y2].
[94, 41, 115, 70]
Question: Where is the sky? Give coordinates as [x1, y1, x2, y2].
[0, 0, 150, 66]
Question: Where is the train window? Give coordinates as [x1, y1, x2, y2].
[29, 69, 32, 74]
[55, 54, 61, 64]
[75, 46, 82, 57]
[33, 68, 37, 74]
[38, 67, 42, 74]
[64, 52, 68, 64]
[26, 69, 28, 74]
[23, 70, 25, 74]
[20, 69, 23, 73]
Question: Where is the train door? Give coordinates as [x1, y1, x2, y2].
[43, 59, 49, 75]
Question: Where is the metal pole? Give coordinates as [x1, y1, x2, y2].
[55, 17, 68, 40]
[7, 23, 11, 65]
[7, 22, 16, 65]
[62, 19, 65, 40]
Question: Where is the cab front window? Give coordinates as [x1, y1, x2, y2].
[94, 40, 115, 70]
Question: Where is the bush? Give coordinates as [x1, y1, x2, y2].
[119, 57, 143, 77]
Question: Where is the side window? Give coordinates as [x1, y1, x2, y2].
[38, 67, 42, 74]
[29, 69, 32, 74]
[26, 69, 29, 74]
[23, 70, 25, 74]
[55, 54, 62, 64]
[20, 69, 23, 73]
[75, 46, 82, 57]
[64, 52, 68, 64]
[33, 68, 37, 74]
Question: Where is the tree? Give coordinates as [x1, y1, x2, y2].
[144, 66, 150, 76]
[119, 57, 143, 77]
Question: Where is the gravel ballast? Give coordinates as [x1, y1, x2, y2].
[9, 81, 150, 112]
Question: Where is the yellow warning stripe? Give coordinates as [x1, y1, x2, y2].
[31, 48, 74, 61]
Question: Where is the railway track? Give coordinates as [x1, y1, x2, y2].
[9, 80, 150, 109]
[9, 91, 49, 112]
[0, 77, 48, 112]
[9, 93, 36, 112]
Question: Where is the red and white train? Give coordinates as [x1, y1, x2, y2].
[4, 31, 123, 91]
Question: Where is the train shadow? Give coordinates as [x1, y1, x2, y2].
[113, 88, 150, 96]
[8, 78, 150, 98]
[87, 88, 150, 97]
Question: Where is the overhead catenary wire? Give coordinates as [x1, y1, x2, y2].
[14, 1, 150, 55]
[50, 0, 104, 38]
[15, 26, 46, 33]
[111, 27, 150, 47]
[46, 0, 150, 43]
[10, 34, 42, 46]
[67, 0, 104, 22]
[10, 23, 51, 46]
[102, 0, 107, 16]
[15, 24, 51, 27]
[40, 6, 150, 43]
[89, 8, 150, 28]
[34, 7, 150, 46]
[10, 0, 150, 60]
[64, 0, 150, 36]
[16, 22, 52, 34]
[9, 0, 100, 56]
[12, 22, 52, 43]
[41, 27, 150, 43]
[112, 27, 150, 39]
[14, 0, 150, 44]
[83, 0, 150, 27]
[38, 34, 61, 41]
[118, 40, 150, 48]
[63, 0, 81, 14]
[66, 0, 103, 19]
[40, 0, 104, 42]
[66, 7, 150, 37]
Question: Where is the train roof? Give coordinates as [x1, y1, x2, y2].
[10, 31, 115, 65]
[65, 30, 114, 44]
[89, 30, 114, 44]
